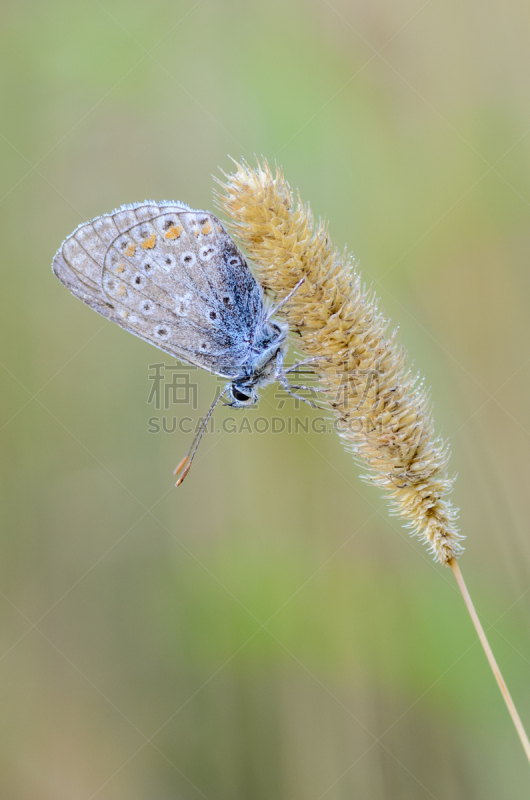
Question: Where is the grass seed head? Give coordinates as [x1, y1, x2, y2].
[217, 158, 463, 564]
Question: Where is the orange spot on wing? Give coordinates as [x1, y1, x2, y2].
[124, 243, 136, 257]
[201, 222, 212, 235]
[117, 285, 127, 297]
[141, 233, 157, 249]
[165, 225, 182, 240]
[116, 262, 126, 273]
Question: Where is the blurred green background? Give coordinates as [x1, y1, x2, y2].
[2, 0, 530, 797]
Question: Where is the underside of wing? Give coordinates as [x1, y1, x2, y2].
[52, 202, 265, 378]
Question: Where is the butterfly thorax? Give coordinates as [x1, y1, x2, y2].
[225, 319, 288, 407]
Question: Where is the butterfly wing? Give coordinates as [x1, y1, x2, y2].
[52, 202, 265, 378]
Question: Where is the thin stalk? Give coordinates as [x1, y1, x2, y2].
[449, 558, 530, 763]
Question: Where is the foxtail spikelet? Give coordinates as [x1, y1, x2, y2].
[217, 159, 463, 564]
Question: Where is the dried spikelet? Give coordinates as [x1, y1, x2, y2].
[216, 159, 463, 564]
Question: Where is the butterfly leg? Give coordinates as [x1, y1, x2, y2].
[265, 276, 306, 321]
[275, 351, 324, 409]
[277, 375, 325, 410]
[284, 356, 321, 374]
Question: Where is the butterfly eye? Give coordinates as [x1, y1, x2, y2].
[155, 326, 169, 339]
[134, 275, 143, 286]
[232, 387, 251, 403]
[209, 311, 217, 320]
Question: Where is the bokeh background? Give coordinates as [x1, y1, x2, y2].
[2, 0, 530, 797]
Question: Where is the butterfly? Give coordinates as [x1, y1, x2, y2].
[52, 201, 315, 484]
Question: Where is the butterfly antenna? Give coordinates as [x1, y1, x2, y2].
[266, 276, 306, 321]
[174, 391, 225, 486]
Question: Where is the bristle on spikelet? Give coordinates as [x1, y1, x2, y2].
[216, 159, 463, 564]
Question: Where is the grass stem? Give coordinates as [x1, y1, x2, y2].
[449, 558, 530, 763]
